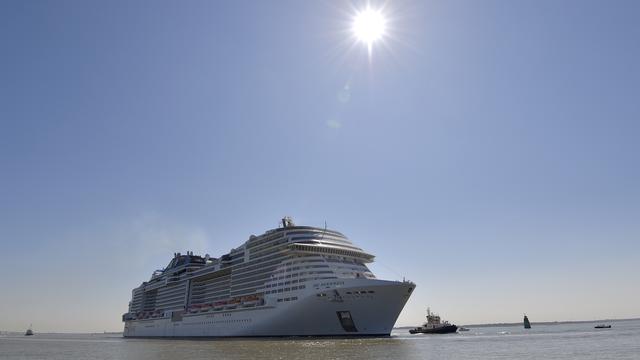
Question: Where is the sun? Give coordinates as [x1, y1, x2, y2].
[352, 6, 387, 52]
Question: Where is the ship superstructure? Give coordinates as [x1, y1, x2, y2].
[122, 217, 414, 337]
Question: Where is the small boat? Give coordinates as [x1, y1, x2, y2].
[594, 324, 611, 329]
[524, 314, 531, 329]
[25, 325, 34, 336]
[458, 327, 470, 332]
[409, 308, 458, 334]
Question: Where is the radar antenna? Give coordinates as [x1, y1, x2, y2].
[281, 216, 295, 228]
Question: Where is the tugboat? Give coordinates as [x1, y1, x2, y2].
[409, 308, 458, 334]
[25, 324, 34, 336]
[524, 314, 531, 329]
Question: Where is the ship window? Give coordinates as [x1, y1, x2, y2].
[277, 299, 283, 302]
[292, 286, 298, 290]
[284, 288, 290, 291]
[291, 297, 298, 301]
[278, 289, 283, 293]
[285, 298, 290, 301]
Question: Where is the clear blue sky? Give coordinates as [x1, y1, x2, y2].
[1, 0, 639, 332]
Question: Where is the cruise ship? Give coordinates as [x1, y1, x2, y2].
[122, 217, 415, 337]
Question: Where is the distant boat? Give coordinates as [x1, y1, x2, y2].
[25, 324, 34, 336]
[458, 327, 470, 332]
[409, 308, 458, 334]
[524, 315, 531, 329]
[594, 324, 611, 329]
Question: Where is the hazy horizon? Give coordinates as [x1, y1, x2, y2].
[2, 0, 639, 332]
[4, 316, 640, 334]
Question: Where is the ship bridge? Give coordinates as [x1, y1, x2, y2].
[284, 229, 374, 263]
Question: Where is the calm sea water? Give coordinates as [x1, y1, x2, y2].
[1, 319, 639, 360]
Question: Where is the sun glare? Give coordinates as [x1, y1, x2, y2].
[352, 6, 387, 52]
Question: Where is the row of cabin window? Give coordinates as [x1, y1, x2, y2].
[324, 257, 365, 265]
[268, 263, 322, 276]
[316, 290, 375, 297]
[234, 252, 288, 273]
[281, 258, 325, 267]
[265, 270, 333, 288]
[266, 278, 304, 288]
[231, 259, 285, 282]
[246, 240, 289, 260]
[245, 234, 289, 256]
[270, 269, 332, 281]
[265, 285, 306, 294]
[186, 318, 251, 325]
[276, 296, 298, 302]
[191, 280, 232, 292]
[245, 232, 285, 250]
[338, 262, 368, 269]
[345, 290, 375, 295]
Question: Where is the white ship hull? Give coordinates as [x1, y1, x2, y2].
[124, 279, 413, 337]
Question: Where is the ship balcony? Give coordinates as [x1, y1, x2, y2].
[165, 276, 182, 284]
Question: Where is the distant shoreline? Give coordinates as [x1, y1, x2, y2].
[395, 317, 640, 329]
[0, 331, 124, 335]
[3, 317, 638, 334]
